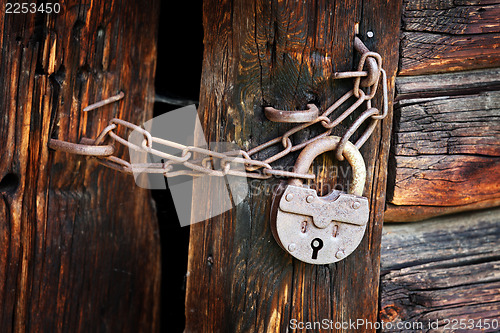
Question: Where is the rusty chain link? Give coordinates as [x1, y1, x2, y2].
[48, 37, 388, 181]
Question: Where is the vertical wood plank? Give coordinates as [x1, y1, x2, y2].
[185, 0, 401, 331]
[0, 0, 160, 331]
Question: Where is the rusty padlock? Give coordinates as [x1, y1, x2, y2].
[270, 136, 369, 264]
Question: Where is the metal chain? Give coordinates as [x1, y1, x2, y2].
[48, 37, 388, 181]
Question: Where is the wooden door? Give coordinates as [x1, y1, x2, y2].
[185, 1, 401, 332]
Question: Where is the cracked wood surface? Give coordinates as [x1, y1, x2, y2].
[0, 1, 160, 331]
[385, 70, 500, 222]
[390, 1, 500, 220]
[399, 0, 500, 75]
[379, 208, 500, 332]
[395, 68, 500, 100]
[184, 0, 401, 332]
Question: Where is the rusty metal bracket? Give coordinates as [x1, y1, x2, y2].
[264, 104, 319, 123]
[48, 138, 115, 156]
[354, 36, 380, 88]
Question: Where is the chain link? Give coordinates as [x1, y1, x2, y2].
[48, 37, 388, 181]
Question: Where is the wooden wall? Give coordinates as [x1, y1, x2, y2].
[380, 208, 500, 330]
[385, 0, 500, 222]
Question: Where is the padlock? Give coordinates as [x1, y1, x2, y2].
[270, 136, 369, 264]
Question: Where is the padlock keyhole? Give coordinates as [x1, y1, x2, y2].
[310, 238, 323, 259]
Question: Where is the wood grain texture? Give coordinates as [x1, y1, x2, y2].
[399, 0, 500, 75]
[395, 67, 500, 100]
[387, 68, 500, 222]
[185, 0, 401, 332]
[379, 208, 500, 332]
[385, 198, 500, 222]
[0, 1, 160, 331]
[386, 89, 500, 220]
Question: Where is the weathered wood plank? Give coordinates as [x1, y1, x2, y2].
[399, 0, 500, 75]
[0, 1, 160, 331]
[400, 32, 500, 76]
[403, 1, 500, 34]
[386, 90, 500, 221]
[185, 0, 401, 332]
[395, 68, 500, 100]
[388, 70, 500, 221]
[396, 93, 499, 156]
[385, 198, 500, 222]
[379, 208, 500, 332]
[405, 0, 500, 10]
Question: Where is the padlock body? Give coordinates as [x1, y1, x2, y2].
[270, 185, 369, 265]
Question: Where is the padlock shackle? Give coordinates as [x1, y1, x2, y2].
[289, 136, 366, 196]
